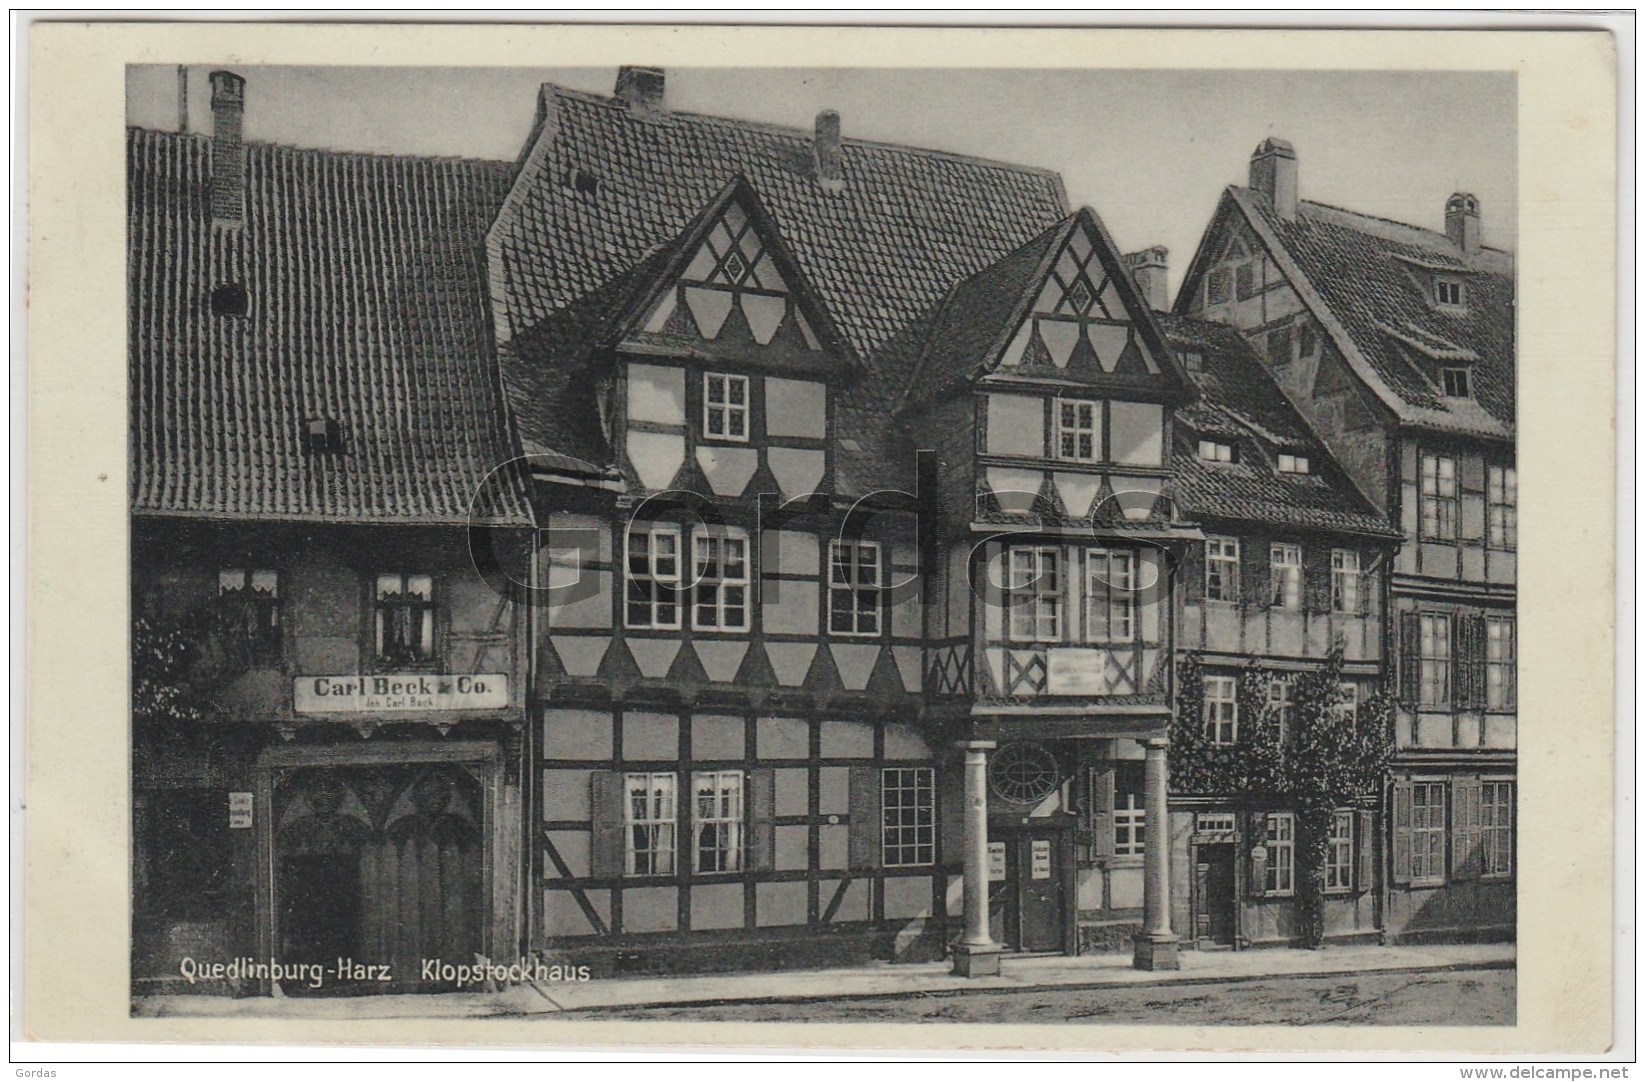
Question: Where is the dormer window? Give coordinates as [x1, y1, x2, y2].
[1435, 278, 1465, 308]
[1197, 439, 1235, 464]
[1277, 453, 1310, 474]
[1441, 366, 1471, 399]
[1179, 350, 1203, 372]
[564, 167, 600, 197]
[303, 416, 343, 455]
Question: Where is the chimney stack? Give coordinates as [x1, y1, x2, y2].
[1249, 137, 1298, 221]
[176, 65, 189, 133]
[1446, 192, 1482, 254]
[614, 66, 666, 118]
[209, 70, 245, 226]
[1124, 247, 1170, 312]
[813, 109, 844, 193]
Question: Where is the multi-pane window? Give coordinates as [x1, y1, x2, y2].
[881, 767, 935, 867]
[218, 568, 281, 666]
[1410, 782, 1447, 883]
[1488, 464, 1518, 550]
[1268, 676, 1295, 746]
[691, 770, 744, 873]
[1055, 399, 1099, 461]
[1203, 675, 1238, 745]
[1083, 548, 1135, 643]
[1420, 451, 1459, 540]
[623, 772, 677, 875]
[1007, 546, 1062, 642]
[1270, 542, 1302, 610]
[1277, 453, 1309, 474]
[1441, 367, 1471, 398]
[691, 528, 750, 631]
[702, 372, 749, 442]
[1481, 781, 1514, 878]
[1331, 549, 1362, 614]
[374, 573, 435, 666]
[828, 540, 882, 636]
[1198, 439, 1234, 463]
[1113, 761, 1145, 858]
[1419, 613, 1452, 707]
[1325, 810, 1355, 891]
[1205, 536, 1239, 603]
[1486, 616, 1516, 710]
[1263, 812, 1296, 895]
[625, 526, 682, 629]
[1435, 278, 1465, 307]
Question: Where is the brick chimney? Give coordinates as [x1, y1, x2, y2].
[1124, 247, 1169, 311]
[1249, 137, 1298, 221]
[1446, 192, 1482, 254]
[813, 110, 844, 193]
[614, 66, 666, 118]
[209, 70, 245, 226]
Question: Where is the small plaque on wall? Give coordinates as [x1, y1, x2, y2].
[1030, 838, 1052, 879]
[227, 791, 253, 829]
[987, 841, 1006, 882]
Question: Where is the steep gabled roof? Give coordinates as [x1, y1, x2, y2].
[128, 128, 532, 525]
[1204, 188, 1515, 441]
[1162, 313, 1399, 538]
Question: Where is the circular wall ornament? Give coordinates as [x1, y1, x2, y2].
[988, 741, 1061, 804]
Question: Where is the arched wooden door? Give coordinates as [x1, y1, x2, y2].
[272, 762, 485, 994]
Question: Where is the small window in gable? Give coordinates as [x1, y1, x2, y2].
[1441, 366, 1471, 399]
[1277, 453, 1310, 474]
[1197, 439, 1235, 464]
[1267, 325, 1292, 367]
[1235, 263, 1256, 300]
[1179, 350, 1203, 372]
[210, 282, 248, 317]
[1435, 278, 1465, 308]
[1207, 269, 1231, 306]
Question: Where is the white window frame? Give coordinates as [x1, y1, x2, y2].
[1331, 549, 1362, 614]
[1197, 439, 1233, 463]
[1205, 536, 1239, 604]
[691, 769, 745, 874]
[1324, 810, 1355, 892]
[1419, 613, 1452, 708]
[1277, 453, 1310, 474]
[1488, 464, 1518, 550]
[1481, 780, 1514, 879]
[1054, 398, 1100, 462]
[625, 524, 683, 630]
[623, 772, 678, 876]
[1267, 676, 1294, 746]
[1410, 780, 1448, 886]
[1203, 675, 1239, 745]
[1420, 451, 1459, 540]
[1113, 762, 1145, 858]
[1007, 545, 1063, 643]
[1083, 547, 1135, 643]
[828, 540, 882, 637]
[690, 526, 751, 632]
[1441, 366, 1471, 398]
[702, 371, 750, 443]
[1270, 542, 1302, 610]
[1486, 616, 1516, 711]
[1435, 278, 1465, 308]
[1263, 812, 1296, 895]
[881, 767, 936, 868]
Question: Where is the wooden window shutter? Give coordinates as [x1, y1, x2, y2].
[847, 765, 881, 871]
[1391, 781, 1413, 885]
[1397, 612, 1421, 706]
[1240, 535, 1268, 610]
[1451, 776, 1483, 881]
[1089, 765, 1115, 862]
[748, 768, 777, 872]
[1182, 541, 1205, 603]
[1458, 615, 1486, 710]
[1356, 809, 1377, 893]
[589, 770, 627, 879]
[1247, 811, 1269, 897]
[1303, 544, 1332, 612]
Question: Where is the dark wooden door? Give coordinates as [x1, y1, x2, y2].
[1194, 843, 1237, 946]
[1014, 833, 1065, 952]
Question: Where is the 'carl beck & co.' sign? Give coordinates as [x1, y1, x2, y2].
[294, 674, 509, 714]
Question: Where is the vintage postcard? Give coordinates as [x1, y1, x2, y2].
[21, 21, 1620, 1056]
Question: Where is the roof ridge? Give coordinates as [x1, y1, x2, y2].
[1241, 187, 1516, 262]
[127, 124, 515, 171]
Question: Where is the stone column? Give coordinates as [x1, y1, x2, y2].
[951, 740, 1002, 977]
[1133, 736, 1180, 970]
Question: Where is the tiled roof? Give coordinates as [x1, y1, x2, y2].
[1232, 189, 1515, 440]
[487, 84, 1070, 461]
[1161, 314, 1399, 538]
[129, 129, 532, 524]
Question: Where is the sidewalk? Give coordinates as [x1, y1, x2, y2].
[134, 942, 1514, 1020]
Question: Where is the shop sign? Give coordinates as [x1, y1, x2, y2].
[294, 674, 508, 714]
[987, 841, 1006, 882]
[1030, 838, 1052, 879]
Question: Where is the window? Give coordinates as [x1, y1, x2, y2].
[624, 772, 677, 875]
[1205, 536, 1239, 603]
[1486, 616, 1516, 710]
[1277, 453, 1309, 474]
[1420, 452, 1458, 540]
[702, 372, 749, 442]
[1419, 613, 1452, 707]
[1410, 781, 1447, 883]
[374, 573, 434, 667]
[1298, 323, 1318, 357]
[1267, 676, 1295, 746]
[1113, 761, 1145, 857]
[1335, 681, 1360, 720]
[1203, 675, 1238, 745]
[626, 525, 682, 629]
[691, 528, 750, 632]
[1331, 549, 1362, 614]
[1325, 810, 1356, 891]
[1435, 278, 1465, 307]
[303, 416, 343, 455]
[1198, 439, 1234, 463]
[1196, 812, 1236, 834]
[691, 770, 744, 873]
[881, 768, 935, 867]
[1263, 813, 1296, 895]
[1084, 548, 1135, 643]
[1179, 350, 1203, 372]
[1269, 542, 1302, 610]
[1055, 399, 1099, 461]
[218, 569, 281, 666]
[1236, 262, 1255, 300]
[1207, 268, 1231, 305]
[1441, 367, 1471, 398]
[1488, 464, 1517, 550]
[1007, 546, 1062, 642]
[828, 540, 882, 636]
[1481, 781, 1514, 877]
